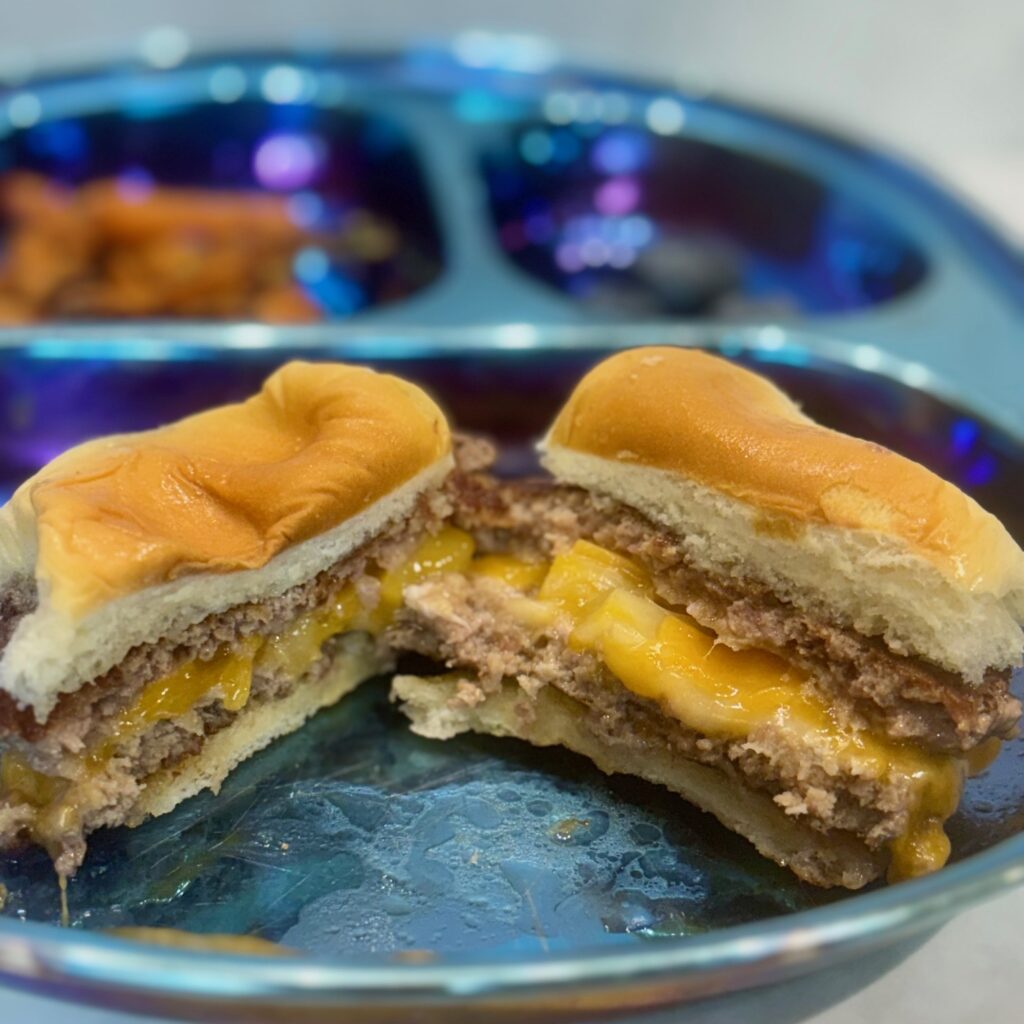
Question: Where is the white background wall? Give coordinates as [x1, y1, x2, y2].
[1, 0, 1022, 237]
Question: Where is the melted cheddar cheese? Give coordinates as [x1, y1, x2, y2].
[89, 636, 265, 769]
[372, 527, 476, 630]
[480, 539, 973, 882]
[0, 526, 475, 861]
[257, 587, 361, 679]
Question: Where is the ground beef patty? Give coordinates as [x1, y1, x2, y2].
[448, 469, 1019, 754]
[388, 573, 922, 862]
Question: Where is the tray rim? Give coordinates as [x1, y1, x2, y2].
[1, 42, 1022, 317]
[0, 820, 1020, 1008]
[0, 322, 1021, 437]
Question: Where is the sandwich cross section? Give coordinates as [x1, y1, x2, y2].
[1, 349, 1021, 892]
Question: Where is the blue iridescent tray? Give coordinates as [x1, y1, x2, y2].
[0, 42, 1022, 1022]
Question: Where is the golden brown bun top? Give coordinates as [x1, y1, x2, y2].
[8, 361, 450, 617]
[545, 347, 1024, 594]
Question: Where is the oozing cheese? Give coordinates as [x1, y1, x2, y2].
[372, 527, 476, 629]
[0, 527, 475, 861]
[484, 539, 971, 882]
[2, 638, 275, 858]
[89, 636, 266, 769]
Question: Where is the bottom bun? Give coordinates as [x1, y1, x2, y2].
[130, 637, 386, 825]
[392, 674, 884, 889]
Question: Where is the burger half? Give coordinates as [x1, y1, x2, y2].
[392, 348, 1024, 888]
[0, 361, 463, 876]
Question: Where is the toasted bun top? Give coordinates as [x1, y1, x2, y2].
[0, 361, 450, 619]
[543, 347, 1024, 597]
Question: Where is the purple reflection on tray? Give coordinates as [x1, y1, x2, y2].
[484, 123, 928, 318]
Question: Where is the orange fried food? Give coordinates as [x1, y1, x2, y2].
[0, 173, 327, 323]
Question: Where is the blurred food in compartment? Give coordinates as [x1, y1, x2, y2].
[0, 172, 402, 324]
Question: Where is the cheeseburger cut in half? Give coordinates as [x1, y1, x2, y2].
[0, 361, 456, 876]
[393, 347, 1024, 889]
